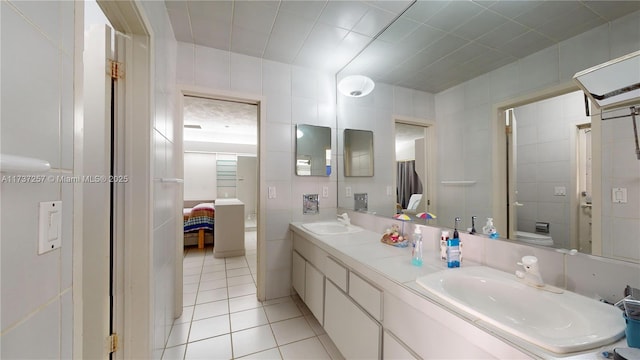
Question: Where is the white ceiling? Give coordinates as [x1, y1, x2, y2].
[166, 0, 411, 73]
[166, 0, 640, 93]
[183, 96, 257, 145]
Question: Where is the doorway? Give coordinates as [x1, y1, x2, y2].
[577, 125, 593, 253]
[181, 96, 258, 229]
[393, 119, 436, 222]
[503, 90, 592, 249]
[177, 88, 265, 306]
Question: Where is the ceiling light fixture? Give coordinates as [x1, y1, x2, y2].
[184, 124, 201, 129]
[338, 75, 375, 98]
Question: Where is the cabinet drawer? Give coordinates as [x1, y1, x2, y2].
[349, 272, 383, 321]
[325, 280, 381, 360]
[325, 256, 348, 292]
[292, 251, 305, 300]
[305, 262, 325, 325]
[383, 330, 418, 360]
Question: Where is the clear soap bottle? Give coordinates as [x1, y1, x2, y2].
[412, 227, 423, 266]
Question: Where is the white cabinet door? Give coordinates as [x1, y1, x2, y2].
[305, 262, 324, 325]
[383, 330, 418, 360]
[325, 280, 381, 359]
[292, 251, 305, 300]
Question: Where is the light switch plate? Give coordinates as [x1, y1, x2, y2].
[554, 186, 566, 196]
[322, 186, 329, 198]
[345, 186, 352, 197]
[612, 188, 627, 203]
[268, 186, 276, 199]
[38, 201, 62, 255]
[386, 186, 393, 196]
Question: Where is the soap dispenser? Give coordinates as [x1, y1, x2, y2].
[447, 218, 461, 268]
[483, 218, 498, 238]
[411, 227, 423, 266]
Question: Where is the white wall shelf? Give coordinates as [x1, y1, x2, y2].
[440, 180, 476, 185]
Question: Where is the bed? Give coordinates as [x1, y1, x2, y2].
[183, 201, 215, 248]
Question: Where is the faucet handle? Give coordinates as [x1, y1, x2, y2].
[518, 256, 540, 272]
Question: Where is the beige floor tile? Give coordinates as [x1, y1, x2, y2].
[228, 294, 263, 313]
[230, 307, 269, 332]
[231, 325, 277, 358]
[264, 301, 302, 323]
[185, 335, 232, 360]
[279, 337, 331, 360]
[270, 317, 315, 346]
[192, 299, 229, 321]
[189, 315, 230, 342]
[161, 344, 186, 360]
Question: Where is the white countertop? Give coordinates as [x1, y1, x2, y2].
[289, 222, 628, 360]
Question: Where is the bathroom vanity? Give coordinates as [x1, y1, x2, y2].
[289, 221, 628, 359]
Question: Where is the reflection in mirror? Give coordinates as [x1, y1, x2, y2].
[506, 91, 591, 252]
[396, 123, 428, 220]
[295, 124, 331, 177]
[335, 0, 640, 264]
[344, 129, 374, 177]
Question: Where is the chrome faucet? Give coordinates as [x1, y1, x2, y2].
[515, 255, 544, 287]
[337, 213, 351, 226]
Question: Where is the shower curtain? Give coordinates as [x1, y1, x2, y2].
[396, 160, 423, 210]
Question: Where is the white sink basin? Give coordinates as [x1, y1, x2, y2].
[416, 266, 625, 354]
[301, 221, 363, 235]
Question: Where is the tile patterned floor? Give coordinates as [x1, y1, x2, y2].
[162, 231, 344, 360]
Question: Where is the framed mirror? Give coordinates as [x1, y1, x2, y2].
[344, 129, 374, 177]
[295, 124, 331, 177]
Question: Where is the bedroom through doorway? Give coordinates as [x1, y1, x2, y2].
[182, 96, 259, 248]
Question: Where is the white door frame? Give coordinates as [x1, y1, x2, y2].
[490, 81, 590, 243]
[75, 1, 153, 358]
[392, 116, 437, 219]
[176, 85, 267, 302]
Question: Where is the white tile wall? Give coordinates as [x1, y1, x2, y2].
[194, 45, 230, 89]
[429, 8, 640, 281]
[512, 91, 588, 249]
[1, 2, 74, 357]
[139, 1, 181, 356]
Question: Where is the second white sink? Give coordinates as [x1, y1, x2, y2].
[416, 266, 625, 354]
[301, 221, 363, 235]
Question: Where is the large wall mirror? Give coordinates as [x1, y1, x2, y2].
[296, 124, 331, 177]
[344, 129, 374, 177]
[335, 0, 640, 264]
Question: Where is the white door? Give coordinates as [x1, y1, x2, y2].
[83, 23, 125, 359]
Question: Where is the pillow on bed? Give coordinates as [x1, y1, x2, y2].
[193, 202, 214, 210]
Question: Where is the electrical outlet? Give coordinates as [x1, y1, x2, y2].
[345, 186, 352, 197]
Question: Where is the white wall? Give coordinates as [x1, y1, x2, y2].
[514, 91, 590, 249]
[0, 1, 75, 358]
[138, 1, 180, 358]
[184, 152, 217, 201]
[434, 10, 640, 241]
[601, 107, 640, 262]
[337, 84, 436, 218]
[176, 42, 337, 299]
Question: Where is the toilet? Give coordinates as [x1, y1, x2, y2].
[515, 231, 554, 246]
